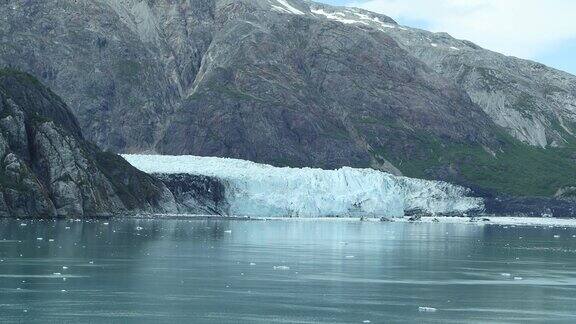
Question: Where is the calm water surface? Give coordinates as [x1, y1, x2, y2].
[0, 218, 575, 323]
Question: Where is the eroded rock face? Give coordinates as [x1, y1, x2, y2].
[1, 152, 56, 218]
[0, 0, 495, 163]
[30, 121, 125, 217]
[379, 25, 576, 149]
[153, 173, 229, 215]
[0, 69, 195, 217]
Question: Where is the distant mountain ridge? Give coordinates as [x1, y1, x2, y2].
[2, 0, 576, 197]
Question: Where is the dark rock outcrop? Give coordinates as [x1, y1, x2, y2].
[0, 69, 197, 217]
[153, 173, 229, 215]
[484, 197, 576, 218]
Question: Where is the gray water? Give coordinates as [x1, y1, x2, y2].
[0, 218, 575, 323]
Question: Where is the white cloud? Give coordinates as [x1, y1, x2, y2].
[347, 0, 576, 59]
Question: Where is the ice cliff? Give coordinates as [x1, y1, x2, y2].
[123, 155, 484, 218]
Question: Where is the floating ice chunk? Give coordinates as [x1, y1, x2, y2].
[250, 262, 257, 266]
[273, 265, 290, 270]
[554, 234, 560, 238]
[136, 226, 143, 231]
[62, 266, 68, 270]
[418, 307, 437, 312]
[20, 223, 27, 226]
[431, 43, 438, 47]
[48, 239, 54, 242]
[345, 255, 355, 259]
[514, 277, 523, 280]
[36, 238, 43, 241]
[500, 273, 511, 277]
[224, 230, 232, 234]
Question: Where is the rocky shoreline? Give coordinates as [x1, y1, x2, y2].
[482, 196, 576, 218]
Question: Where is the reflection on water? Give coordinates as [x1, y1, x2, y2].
[1, 218, 576, 323]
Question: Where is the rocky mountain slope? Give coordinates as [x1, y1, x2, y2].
[2, 0, 576, 197]
[0, 69, 222, 217]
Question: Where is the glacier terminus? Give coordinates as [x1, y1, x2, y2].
[123, 155, 483, 218]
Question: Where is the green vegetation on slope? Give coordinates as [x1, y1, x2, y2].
[374, 131, 576, 197]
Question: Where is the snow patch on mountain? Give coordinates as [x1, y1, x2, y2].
[271, 0, 305, 15]
[309, 7, 403, 32]
[352, 12, 397, 29]
[123, 155, 483, 218]
[311, 8, 368, 25]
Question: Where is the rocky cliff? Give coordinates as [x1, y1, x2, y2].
[153, 173, 229, 215]
[2, 0, 576, 197]
[0, 69, 222, 217]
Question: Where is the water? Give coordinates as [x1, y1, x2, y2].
[1, 218, 576, 323]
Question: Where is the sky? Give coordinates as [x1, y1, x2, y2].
[319, 0, 576, 75]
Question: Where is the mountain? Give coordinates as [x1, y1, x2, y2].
[2, 0, 576, 197]
[0, 68, 220, 217]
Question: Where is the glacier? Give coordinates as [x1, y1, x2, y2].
[122, 155, 484, 218]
